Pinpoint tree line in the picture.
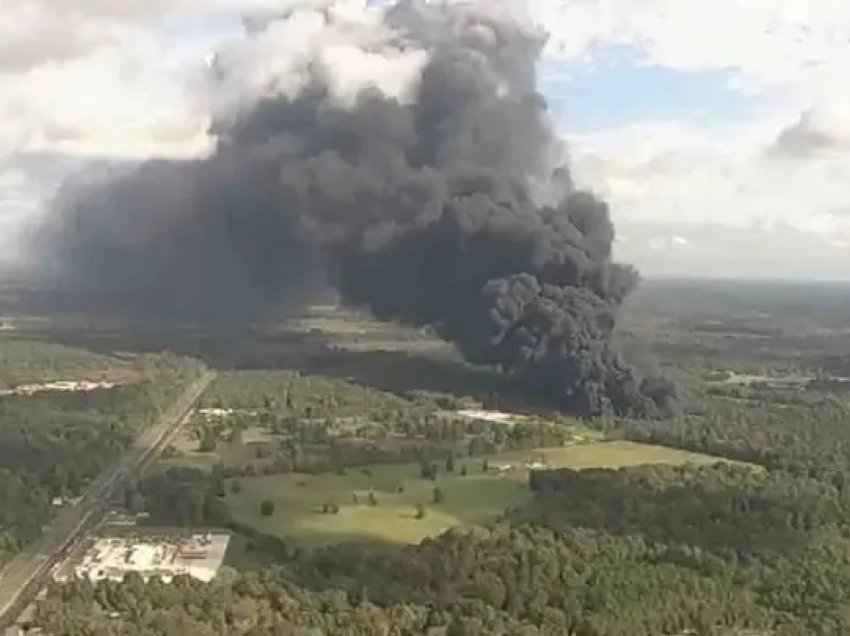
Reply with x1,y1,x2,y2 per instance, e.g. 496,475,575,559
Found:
0,354,204,567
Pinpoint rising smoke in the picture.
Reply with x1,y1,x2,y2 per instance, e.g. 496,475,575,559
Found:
31,0,678,417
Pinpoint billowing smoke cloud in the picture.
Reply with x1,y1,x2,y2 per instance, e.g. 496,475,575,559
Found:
31,0,678,416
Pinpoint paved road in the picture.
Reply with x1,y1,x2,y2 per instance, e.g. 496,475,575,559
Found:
0,370,216,628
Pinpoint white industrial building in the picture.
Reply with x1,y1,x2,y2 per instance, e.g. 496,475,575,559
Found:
0,380,118,397
455,409,526,424
73,534,230,583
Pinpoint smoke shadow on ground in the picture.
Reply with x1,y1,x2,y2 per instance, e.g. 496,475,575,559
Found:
0,281,568,414
0,312,521,411
236,336,528,410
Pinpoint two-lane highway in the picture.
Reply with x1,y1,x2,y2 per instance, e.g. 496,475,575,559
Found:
0,370,216,629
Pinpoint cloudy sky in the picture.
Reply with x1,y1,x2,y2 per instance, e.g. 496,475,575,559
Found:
1,0,849,280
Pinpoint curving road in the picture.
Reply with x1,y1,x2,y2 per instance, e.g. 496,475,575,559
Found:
0,370,216,629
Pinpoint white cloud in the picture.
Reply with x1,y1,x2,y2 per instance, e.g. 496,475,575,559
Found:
525,0,850,279
569,114,850,278
0,0,431,163
531,0,850,94
572,116,850,234
0,4,218,160
210,4,429,119
0,0,431,268
0,0,238,266
1,0,848,278
3,0,299,23
0,2,115,71
616,220,850,280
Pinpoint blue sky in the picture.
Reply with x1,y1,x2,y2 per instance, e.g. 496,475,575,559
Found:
540,45,775,133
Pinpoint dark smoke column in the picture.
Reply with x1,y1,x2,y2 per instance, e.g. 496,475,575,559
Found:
223,0,675,416
38,0,678,416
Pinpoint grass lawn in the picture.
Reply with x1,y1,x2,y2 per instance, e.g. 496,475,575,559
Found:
224,441,742,548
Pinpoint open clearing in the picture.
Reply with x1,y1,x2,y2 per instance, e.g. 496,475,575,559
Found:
274,303,452,355
224,441,742,547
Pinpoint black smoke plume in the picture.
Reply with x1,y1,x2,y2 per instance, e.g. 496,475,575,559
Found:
31,0,678,417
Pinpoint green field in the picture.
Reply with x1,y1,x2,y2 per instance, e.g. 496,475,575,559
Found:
224,441,742,547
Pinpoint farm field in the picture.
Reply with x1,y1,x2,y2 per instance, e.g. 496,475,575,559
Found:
224,441,743,547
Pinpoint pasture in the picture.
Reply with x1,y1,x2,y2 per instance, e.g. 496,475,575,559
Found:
224,441,742,547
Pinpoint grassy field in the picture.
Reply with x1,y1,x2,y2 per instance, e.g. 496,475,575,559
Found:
224,441,742,548
278,303,451,354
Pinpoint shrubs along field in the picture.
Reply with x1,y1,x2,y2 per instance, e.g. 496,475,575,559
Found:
222,442,742,547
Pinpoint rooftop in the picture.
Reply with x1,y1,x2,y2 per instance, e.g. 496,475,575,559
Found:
71,534,230,584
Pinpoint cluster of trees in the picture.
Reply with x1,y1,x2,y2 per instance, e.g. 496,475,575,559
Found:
65,459,850,634
0,467,51,562
193,369,585,477
189,408,580,483
0,340,119,389
36,569,527,635
36,521,841,635
287,465,850,634
201,369,433,419
208,417,560,483
522,463,850,560
620,387,850,478
0,350,204,566
39,356,850,633
78,383,850,634
128,466,229,527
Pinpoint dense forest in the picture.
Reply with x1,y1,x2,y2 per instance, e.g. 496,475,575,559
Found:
43,384,850,635
21,287,850,635
36,520,847,635
0,347,204,567
621,386,850,478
